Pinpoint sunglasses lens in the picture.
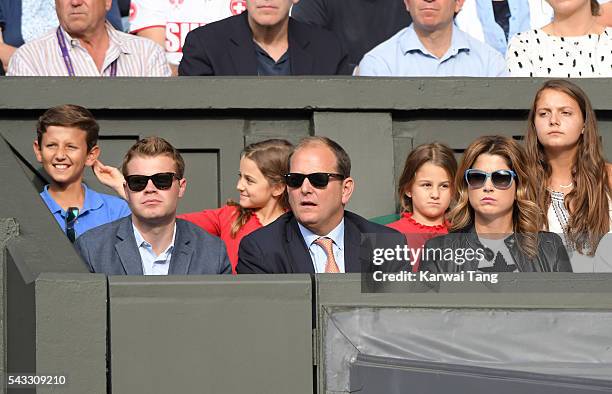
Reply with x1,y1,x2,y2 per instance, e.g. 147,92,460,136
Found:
285,173,305,188
492,171,513,189
466,171,486,188
308,173,330,188
126,176,149,192
151,173,175,190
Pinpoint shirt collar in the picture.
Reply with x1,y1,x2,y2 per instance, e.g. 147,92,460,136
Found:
40,183,103,216
297,219,345,251
59,22,130,55
132,222,177,254
400,23,471,58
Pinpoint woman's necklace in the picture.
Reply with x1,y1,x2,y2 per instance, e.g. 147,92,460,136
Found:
559,181,574,189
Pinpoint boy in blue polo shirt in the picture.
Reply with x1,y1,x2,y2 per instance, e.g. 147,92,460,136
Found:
33,104,130,241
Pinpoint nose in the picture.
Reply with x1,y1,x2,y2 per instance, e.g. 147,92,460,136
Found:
430,187,440,199
236,177,245,192
300,177,314,194
483,176,494,192
144,179,158,193
549,111,560,126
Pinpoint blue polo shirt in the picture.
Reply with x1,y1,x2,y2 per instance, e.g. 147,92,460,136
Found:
358,24,507,77
40,183,130,239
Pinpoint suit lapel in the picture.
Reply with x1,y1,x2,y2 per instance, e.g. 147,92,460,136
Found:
343,216,364,273
168,221,193,275
286,217,315,274
288,19,313,75
115,217,144,275
228,13,259,75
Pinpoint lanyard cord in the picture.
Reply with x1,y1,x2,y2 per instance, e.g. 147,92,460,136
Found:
56,27,118,77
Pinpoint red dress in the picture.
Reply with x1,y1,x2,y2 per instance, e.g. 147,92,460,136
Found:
178,205,262,274
387,212,449,272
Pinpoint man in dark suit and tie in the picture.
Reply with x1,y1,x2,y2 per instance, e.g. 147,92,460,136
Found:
237,136,404,274
75,136,231,275
178,0,349,76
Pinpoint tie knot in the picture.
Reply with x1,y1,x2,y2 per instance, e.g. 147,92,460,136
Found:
314,237,334,256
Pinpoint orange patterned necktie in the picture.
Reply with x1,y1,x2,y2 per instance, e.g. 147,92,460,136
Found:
314,237,340,273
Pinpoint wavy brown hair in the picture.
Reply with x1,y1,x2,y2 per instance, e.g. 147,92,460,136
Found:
397,142,457,213
525,79,610,255
229,139,293,237
450,135,544,259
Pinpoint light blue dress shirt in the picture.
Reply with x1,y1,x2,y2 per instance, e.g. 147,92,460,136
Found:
40,183,131,239
475,0,531,54
297,220,346,273
132,223,177,275
358,24,507,77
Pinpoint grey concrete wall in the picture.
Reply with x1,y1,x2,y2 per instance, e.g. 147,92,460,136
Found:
108,275,313,394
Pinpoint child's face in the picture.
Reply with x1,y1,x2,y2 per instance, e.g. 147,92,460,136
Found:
406,162,452,225
33,126,98,187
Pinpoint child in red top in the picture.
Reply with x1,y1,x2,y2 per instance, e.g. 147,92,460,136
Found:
387,143,457,271
94,139,293,273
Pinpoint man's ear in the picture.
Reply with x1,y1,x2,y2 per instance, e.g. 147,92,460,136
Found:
33,140,43,163
403,0,411,13
178,178,187,198
105,0,112,12
85,145,100,167
454,0,465,13
341,176,354,205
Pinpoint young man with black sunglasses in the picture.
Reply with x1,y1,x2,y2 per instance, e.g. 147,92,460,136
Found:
34,104,131,243
237,136,404,274
74,136,231,276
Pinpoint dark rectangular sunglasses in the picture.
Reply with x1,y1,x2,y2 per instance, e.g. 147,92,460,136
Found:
125,172,180,192
284,172,345,188
65,206,79,243
465,169,516,190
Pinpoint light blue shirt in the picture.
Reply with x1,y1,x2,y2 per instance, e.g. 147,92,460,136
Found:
298,220,346,273
475,0,531,54
40,183,131,239
359,24,507,77
132,223,177,275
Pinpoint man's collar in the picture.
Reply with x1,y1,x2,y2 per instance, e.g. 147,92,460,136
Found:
400,23,470,57
41,183,103,215
59,22,130,54
132,221,177,252
297,219,345,250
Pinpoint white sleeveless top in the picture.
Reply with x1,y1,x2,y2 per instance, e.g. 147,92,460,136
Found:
547,190,612,272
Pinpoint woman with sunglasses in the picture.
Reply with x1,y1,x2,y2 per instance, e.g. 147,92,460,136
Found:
93,139,293,273
420,135,571,273
525,79,612,271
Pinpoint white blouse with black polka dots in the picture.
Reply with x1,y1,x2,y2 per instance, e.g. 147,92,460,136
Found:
506,27,612,77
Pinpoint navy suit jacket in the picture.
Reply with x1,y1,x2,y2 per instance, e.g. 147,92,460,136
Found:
178,12,350,76
236,211,406,274
74,216,232,275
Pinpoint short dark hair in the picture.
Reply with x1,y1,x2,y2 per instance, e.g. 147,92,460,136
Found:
290,136,351,177
121,136,185,178
36,104,99,151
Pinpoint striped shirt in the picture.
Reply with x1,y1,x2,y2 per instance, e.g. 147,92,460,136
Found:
7,24,171,77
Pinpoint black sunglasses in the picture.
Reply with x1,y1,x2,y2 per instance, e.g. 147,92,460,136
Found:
465,169,517,190
125,172,180,192
284,172,345,188
65,206,79,243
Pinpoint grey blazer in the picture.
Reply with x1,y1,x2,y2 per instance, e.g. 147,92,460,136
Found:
74,216,231,275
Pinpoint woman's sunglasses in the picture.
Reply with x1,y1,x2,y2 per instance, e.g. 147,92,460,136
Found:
464,169,516,190
125,172,180,192
284,172,345,188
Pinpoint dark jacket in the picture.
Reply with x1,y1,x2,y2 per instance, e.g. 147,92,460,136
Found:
420,226,572,273
74,216,232,275
236,211,406,274
178,12,350,76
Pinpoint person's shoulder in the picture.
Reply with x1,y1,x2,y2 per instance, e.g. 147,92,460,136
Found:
113,28,164,50
13,28,57,53
344,211,401,234
176,218,226,246
366,27,409,56
188,13,242,38
537,230,564,244
241,211,293,242
78,215,128,242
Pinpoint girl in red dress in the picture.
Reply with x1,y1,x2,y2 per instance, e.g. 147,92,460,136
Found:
387,143,457,271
